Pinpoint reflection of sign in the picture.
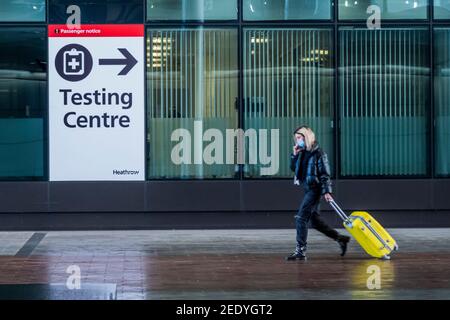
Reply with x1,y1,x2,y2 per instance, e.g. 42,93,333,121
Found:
48,24,145,181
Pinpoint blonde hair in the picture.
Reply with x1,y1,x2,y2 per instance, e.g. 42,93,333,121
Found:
294,126,316,151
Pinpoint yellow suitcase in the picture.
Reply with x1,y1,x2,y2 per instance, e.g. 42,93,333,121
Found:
329,201,398,260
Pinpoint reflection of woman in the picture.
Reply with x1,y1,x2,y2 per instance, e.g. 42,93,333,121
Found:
286,126,350,261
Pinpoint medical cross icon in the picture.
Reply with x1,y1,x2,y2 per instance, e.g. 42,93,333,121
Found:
68,58,80,70
56,44,93,82
63,48,84,75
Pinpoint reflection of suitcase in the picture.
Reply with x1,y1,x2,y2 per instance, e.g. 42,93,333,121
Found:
329,201,398,260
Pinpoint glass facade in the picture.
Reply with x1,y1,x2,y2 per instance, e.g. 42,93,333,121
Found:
339,0,428,20
147,0,237,21
49,0,143,24
434,0,450,19
339,28,430,177
434,28,450,176
0,28,46,179
147,29,238,179
243,0,332,20
0,0,449,181
243,28,334,178
0,0,45,22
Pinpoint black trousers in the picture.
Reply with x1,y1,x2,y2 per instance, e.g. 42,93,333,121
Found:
295,186,340,248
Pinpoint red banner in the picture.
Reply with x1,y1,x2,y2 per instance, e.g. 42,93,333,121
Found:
48,24,144,37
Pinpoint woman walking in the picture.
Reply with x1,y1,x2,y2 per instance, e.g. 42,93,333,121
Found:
286,126,350,261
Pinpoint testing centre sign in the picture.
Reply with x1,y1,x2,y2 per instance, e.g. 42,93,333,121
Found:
48,24,145,181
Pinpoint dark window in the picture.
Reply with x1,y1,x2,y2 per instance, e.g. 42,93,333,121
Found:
0,28,46,180
49,0,143,24
434,28,450,176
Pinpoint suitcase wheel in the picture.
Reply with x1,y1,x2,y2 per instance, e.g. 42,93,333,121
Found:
381,255,391,260
394,244,399,251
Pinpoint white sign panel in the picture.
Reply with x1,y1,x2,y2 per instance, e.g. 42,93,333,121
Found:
48,24,145,181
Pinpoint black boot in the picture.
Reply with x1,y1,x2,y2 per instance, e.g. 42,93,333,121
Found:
337,235,350,256
286,245,307,261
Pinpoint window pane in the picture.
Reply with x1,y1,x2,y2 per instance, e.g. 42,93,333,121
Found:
147,0,237,21
0,0,45,22
339,0,428,20
0,28,46,180
339,28,430,177
49,0,143,24
147,29,238,179
243,28,334,178
435,0,450,19
243,0,332,20
434,28,450,176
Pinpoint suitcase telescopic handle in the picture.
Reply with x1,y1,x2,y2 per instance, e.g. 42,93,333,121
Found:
329,200,350,222
330,200,394,252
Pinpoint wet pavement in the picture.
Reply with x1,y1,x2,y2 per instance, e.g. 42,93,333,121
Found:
0,229,448,300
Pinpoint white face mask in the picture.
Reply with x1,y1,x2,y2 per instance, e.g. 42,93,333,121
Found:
297,139,305,149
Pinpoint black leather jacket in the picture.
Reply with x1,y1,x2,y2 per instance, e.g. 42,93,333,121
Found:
290,143,333,195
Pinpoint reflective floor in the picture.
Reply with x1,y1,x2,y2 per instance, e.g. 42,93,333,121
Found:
0,229,449,300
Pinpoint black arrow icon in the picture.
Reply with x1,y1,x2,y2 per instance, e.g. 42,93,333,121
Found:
99,48,138,76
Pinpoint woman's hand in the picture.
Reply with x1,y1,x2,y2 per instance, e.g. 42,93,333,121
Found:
324,193,334,202
293,145,300,156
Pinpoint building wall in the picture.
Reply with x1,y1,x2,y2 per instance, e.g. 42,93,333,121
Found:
1,1,450,229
